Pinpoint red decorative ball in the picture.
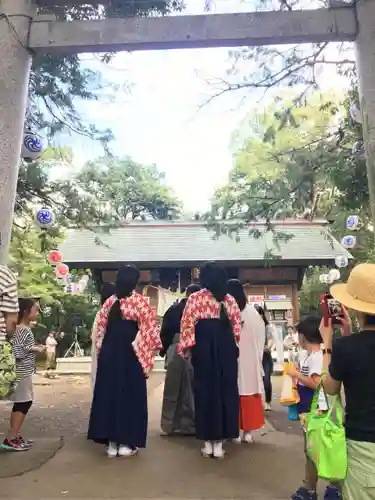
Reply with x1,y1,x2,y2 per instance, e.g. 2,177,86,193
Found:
55,263,69,279
49,250,63,265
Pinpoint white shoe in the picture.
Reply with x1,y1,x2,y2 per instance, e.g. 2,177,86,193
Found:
118,445,138,457
243,432,254,444
213,441,225,459
107,442,118,458
232,436,242,444
201,441,213,457
264,403,272,412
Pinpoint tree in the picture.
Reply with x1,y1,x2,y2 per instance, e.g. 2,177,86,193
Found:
207,0,355,108
29,0,183,141
208,89,373,261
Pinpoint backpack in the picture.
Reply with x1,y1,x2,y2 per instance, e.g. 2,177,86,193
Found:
0,341,16,398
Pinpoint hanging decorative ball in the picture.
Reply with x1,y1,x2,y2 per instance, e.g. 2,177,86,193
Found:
55,263,69,279
349,101,362,124
335,255,349,268
328,269,341,282
319,274,329,284
35,207,54,229
352,140,364,156
346,215,359,231
65,274,73,283
21,130,44,163
341,235,357,249
49,250,63,266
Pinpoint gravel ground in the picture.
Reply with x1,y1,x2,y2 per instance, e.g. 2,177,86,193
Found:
0,373,300,439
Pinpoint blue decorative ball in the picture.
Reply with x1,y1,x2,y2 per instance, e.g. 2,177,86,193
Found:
21,132,43,161
35,207,54,228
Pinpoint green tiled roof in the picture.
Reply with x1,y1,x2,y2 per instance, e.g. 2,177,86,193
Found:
59,220,351,267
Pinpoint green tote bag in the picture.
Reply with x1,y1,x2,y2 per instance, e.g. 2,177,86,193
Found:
305,386,347,481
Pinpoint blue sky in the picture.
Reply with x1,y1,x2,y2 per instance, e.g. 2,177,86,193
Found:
55,2,350,213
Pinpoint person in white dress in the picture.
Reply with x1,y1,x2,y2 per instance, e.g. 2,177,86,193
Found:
227,280,266,443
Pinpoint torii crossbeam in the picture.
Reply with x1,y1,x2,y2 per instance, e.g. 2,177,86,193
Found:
0,0,374,264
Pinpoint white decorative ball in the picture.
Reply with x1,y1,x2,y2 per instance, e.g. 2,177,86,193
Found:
328,269,341,282
35,207,54,229
349,101,362,125
346,215,359,231
335,255,349,268
341,235,357,249
21,131,44,162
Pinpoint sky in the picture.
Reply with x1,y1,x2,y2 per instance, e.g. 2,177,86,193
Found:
54,1,352,213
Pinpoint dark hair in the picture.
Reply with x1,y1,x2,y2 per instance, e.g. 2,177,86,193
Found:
100,282,115,306
18,298,38,324
186,284,201,297
227,279,247,311
200,262,229,324
295,316,322,344
108,265,140,325
254,304,269,326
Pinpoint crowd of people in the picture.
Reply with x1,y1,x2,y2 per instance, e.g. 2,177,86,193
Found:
1,260,375,500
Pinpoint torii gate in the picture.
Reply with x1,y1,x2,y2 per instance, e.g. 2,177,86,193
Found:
0,0,374,264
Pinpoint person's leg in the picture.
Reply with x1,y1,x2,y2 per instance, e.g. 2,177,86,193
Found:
263,352,273,409
2,401,32,451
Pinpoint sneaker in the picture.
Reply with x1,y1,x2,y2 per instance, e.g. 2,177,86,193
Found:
291,487,318,500
107,442,118,458
264,403,272,412
1,438,30,452
118,445,138,457
232,436,242,444
212,441,225,459
18,436,33,447
324,486,342,500
201,441,213,457
243,432,254,444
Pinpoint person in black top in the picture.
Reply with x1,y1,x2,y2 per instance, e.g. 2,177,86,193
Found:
321,263,375,500
160,284,200,436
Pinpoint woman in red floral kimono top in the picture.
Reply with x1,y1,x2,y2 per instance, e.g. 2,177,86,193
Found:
179,262,241,459
87,266,161,459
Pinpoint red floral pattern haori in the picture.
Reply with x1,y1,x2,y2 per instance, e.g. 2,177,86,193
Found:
179,289,241,353
95,292,162,376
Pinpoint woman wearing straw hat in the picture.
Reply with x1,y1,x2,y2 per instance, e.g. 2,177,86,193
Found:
320,263,375,500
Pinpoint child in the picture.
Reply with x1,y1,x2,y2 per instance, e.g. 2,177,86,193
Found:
286,316,341,500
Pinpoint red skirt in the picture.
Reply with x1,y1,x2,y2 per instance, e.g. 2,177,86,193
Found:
239,394,265,431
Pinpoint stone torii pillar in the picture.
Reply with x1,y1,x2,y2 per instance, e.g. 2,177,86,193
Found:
0,0,35,265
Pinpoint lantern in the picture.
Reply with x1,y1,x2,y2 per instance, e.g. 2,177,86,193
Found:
335,255,349,268
21,131,44,163
346,215,359,231
55,263,69,279
328,269,340,282
319,274,329,284
349,101,362,124
341,235,357,249
35,207,54,229
49,250,63,265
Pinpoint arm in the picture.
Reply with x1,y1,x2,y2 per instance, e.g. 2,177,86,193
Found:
226,295,241,343
95,295,116,351
320,318,347,396
179,295,198,353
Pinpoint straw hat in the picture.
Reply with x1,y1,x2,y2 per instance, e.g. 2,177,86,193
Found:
330,263,375,315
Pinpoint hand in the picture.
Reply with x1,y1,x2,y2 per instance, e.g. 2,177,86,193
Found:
320,317,334,346
285,364,299,378
337,306,352,336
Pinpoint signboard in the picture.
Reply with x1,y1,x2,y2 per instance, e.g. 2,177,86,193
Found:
248,295,265,306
